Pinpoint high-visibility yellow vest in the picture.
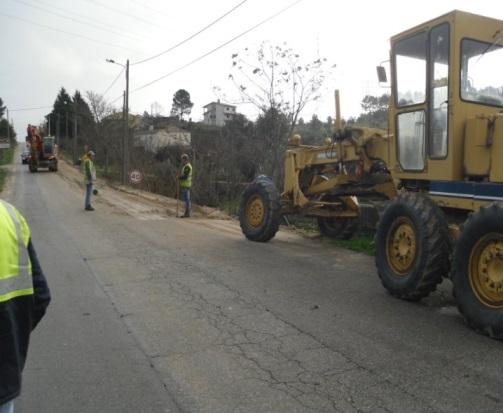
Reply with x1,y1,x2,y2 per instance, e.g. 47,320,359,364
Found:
84,158,96,183
0,200,33,303
179,163,192,189
80,153,89,174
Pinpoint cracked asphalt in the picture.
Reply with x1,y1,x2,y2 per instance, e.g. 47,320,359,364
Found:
4,159,503,413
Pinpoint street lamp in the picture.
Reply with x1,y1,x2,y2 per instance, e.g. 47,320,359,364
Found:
106,58,129,185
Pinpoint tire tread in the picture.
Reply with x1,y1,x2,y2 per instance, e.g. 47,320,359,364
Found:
375,192,451,300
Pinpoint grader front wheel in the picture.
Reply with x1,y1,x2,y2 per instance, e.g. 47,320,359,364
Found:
375,193,450,301
239,177,281,242
452,202,503,339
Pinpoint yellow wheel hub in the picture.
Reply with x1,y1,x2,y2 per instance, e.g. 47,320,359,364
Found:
469,234,503,309
245,195,265,228
386,217,417,276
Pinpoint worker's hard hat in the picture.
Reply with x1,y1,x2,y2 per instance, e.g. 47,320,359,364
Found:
88,150,95,157
181,154,189,160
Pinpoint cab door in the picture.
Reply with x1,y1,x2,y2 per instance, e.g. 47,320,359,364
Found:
392,24,450,174
428,23,450,160
393,31,428,172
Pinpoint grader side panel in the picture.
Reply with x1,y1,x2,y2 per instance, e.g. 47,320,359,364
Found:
463,115,503,182
490,116,503,183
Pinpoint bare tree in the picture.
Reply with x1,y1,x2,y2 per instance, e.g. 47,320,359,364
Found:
229,41,335,137
151,101,164,117
86,91,114,123
225,42,334,182
85,91,119,174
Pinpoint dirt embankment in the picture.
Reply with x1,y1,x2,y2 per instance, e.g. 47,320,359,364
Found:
58,159,231,221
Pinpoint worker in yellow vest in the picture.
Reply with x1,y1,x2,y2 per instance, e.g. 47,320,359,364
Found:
0,199,51,413
178,154,192,218
83,150,97,211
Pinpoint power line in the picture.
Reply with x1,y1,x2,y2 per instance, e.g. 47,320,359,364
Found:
33,0,148,42
128,0,171,19
130,0,304,94
131,0,249,66
9,106,53,112
0,11,141,53
83,0,165,30
103,67,125,97
11,0,144,43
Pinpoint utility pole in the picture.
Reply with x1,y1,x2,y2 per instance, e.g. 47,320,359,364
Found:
6,108,10,142
73,112,78,164
124,58,129,186
106,57,129,185
56,113,60,145
122,91,126,185
65,111,69,143
48,116,51,136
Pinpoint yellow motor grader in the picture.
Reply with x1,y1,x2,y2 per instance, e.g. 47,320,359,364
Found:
239,10,503,339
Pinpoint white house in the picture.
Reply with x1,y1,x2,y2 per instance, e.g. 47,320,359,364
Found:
203,100,237,126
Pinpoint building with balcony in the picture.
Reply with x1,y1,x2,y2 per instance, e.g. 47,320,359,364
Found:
203,100,236,127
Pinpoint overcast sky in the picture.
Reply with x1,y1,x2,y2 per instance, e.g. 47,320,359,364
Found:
1,0,502,139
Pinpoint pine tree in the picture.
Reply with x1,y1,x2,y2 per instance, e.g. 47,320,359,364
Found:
170,89,193,120
47,87,73,138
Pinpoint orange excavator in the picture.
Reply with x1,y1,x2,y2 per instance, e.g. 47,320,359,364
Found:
26,125,58,172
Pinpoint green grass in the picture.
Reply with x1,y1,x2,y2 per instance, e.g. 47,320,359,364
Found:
0,147,15,166
220,197,241,216
0,169,7,193
0,146,15,193
331,232,375,256
285,216,376,255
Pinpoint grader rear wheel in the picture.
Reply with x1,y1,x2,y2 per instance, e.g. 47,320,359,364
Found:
452,202,503,339
239,177,281,242
375,193,450,301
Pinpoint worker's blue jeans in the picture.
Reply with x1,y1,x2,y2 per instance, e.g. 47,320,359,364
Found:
181,188,191,216
85,183,93,208
0,400,14,413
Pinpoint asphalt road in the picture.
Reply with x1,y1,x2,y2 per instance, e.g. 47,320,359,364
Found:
4,159,503,413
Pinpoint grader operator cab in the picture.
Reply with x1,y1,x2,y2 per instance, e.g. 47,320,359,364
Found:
239,10,503,339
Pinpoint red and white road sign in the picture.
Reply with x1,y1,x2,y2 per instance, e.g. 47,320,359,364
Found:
129,170,143,184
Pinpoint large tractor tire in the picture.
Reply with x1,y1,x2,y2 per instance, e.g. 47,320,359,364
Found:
239,177,281,242
375,192,450,301
452,202,503,339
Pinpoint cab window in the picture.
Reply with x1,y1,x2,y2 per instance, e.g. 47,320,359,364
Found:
395,32,427,107
429,23,449,158
461,38,503,107
397,111,426,170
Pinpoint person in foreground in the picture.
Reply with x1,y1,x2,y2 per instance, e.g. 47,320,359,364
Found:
0,199,51,413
